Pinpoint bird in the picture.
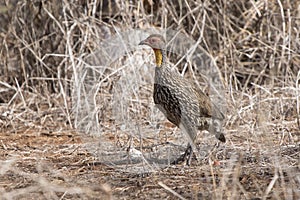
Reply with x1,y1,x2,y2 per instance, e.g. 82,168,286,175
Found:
139,34,226,165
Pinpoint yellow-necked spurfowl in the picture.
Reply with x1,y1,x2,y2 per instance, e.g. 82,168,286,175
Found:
139,34,225,165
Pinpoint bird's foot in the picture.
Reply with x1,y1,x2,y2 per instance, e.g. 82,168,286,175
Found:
171,145,196,165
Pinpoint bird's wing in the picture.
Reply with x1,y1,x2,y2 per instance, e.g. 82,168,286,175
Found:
193,87,213,117
192,86,225,120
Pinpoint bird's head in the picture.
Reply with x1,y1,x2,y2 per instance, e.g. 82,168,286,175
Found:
139,34,166,67
139,34,166,50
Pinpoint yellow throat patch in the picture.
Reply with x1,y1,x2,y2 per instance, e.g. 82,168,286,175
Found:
153,49,163,67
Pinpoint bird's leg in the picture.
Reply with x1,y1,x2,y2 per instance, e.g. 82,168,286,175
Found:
172,144,195,165
186,145,194,166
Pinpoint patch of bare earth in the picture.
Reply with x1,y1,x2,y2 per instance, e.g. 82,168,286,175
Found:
0,116,298,199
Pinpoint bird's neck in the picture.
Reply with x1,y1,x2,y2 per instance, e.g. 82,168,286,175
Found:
153,49,166,67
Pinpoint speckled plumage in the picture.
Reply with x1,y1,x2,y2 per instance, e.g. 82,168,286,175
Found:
153,58,225,142
139,34,226,162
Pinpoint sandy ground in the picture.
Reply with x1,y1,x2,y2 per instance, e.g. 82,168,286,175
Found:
0,122,299,199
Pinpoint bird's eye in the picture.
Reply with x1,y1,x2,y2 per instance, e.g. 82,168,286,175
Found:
150,38,156,43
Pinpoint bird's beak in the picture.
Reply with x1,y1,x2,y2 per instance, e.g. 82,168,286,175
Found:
139,39,148,46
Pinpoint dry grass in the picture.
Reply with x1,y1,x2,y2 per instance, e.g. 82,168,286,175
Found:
0,0,299,199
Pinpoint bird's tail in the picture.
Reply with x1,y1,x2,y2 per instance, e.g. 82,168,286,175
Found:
210,118,226,143
215,132,226,143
